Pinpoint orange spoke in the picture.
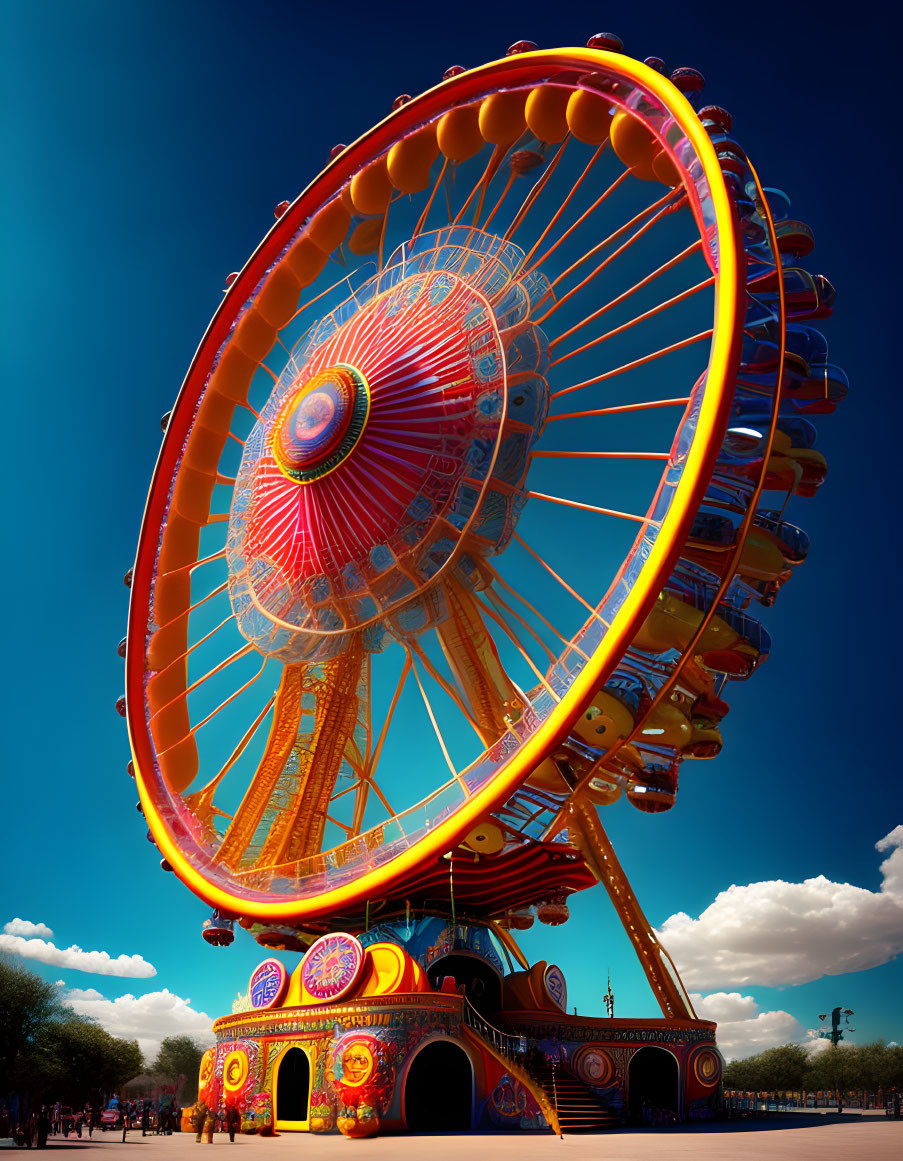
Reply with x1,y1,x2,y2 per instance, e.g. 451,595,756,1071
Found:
477,595,560,702
451,143,509,227
536,199,683,325
154,613,237,672
158,655,268,752
530,450,669,461
184,694,276,813
549,239,703,351
159,580,228,629
485,563,590,663
549,276,715,368
483,586,557,665
287,270,359,329
159,548,226,580
499,136,570,241
365,652,412,782
410,655,471,795
551,328,713,402
514,139,606,256
413,156,449,238
526,490,655,525
481,172,516,232
364,774,398,823
407,639,484,742
513,532,608,626
151,643,255,720
326,814,353,835
547,397,691,423
524,167,632,275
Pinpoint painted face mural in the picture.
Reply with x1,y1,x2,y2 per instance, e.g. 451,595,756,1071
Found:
327,1031,395,1113
341,1042,374,1087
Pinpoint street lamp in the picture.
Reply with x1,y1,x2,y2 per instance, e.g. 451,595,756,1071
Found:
818,1007,855,1046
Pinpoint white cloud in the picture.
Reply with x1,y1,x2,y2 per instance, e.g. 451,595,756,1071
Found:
0,932,157,979
691,991,806,1061
656,827,903,990
64,988,214,1062
4,918,54,938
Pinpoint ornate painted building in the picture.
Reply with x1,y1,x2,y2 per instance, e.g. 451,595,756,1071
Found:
200,918,722,1136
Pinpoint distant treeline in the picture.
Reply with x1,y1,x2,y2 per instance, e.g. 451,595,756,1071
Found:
723,1042,903,1093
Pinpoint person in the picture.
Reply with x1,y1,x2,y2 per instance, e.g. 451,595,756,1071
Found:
190,1100,209,1143
225,1103,241,1142
52,1103,61,1137
141,1098,151,1136
159,1090,174,1134
83,1102,93,1138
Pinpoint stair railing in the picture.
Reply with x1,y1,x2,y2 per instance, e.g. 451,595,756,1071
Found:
461,995,527,1062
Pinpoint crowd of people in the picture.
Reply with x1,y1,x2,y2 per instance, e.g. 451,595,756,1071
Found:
0,1093,181,1147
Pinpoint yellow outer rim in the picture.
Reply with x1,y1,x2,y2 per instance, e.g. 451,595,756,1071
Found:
131,46,740,922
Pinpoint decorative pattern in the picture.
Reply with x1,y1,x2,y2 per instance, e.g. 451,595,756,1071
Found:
692,1048,722,1087
543,964,567,1012
300,932,365,1002
572,1044,615,1087
223,1049,250,1094
249,959,289,1010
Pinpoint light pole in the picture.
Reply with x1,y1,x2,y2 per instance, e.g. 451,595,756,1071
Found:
817,1008,855,1112
817,1007,855,1047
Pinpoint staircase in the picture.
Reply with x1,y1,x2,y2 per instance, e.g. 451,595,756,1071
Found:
460,998,619,1134
526,1058,620,1133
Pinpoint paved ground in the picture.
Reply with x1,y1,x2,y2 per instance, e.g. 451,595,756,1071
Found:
2,1115,900,1161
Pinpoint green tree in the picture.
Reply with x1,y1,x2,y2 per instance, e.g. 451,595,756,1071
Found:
0,958,144,1102
0,958,64,1094
152,1036,209,1104
725,1040,903,1097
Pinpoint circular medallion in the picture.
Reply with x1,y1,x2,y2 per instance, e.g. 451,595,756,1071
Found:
573,1044,614,1088
272,363,370,483
223,1050,249,1093
543,964,567,1012
693,1048,721,1087
248,958,288,1009
300,931,365,1002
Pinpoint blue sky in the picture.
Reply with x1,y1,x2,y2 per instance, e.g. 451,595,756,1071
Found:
2,0,900,1063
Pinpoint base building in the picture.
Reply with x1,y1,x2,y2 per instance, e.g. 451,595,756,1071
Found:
201,918,722,1136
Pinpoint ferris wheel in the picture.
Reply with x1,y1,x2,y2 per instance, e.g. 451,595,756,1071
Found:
123,38,845,1019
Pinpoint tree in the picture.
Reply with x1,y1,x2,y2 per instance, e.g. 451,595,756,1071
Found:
34,1021,144,1103
0,957,144,1102
724,1040,903,1097
152,1036,210,1104
0,958,64,1094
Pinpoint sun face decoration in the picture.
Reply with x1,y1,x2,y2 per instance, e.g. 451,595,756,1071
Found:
340,1042,374,1088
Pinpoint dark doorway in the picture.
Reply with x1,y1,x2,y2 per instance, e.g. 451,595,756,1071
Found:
628,1047,679,1121
276,1047,310,1126
425,953,502,1016
405,1041,472,1131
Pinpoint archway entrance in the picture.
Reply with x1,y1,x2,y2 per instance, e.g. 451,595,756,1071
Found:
425,953,502,1017
405,1041,472,1131
275,1047,310,1130
628,1046,679,1122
